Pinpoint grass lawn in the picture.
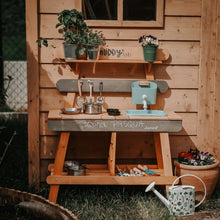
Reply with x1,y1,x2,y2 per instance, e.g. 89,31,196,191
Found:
0,118,220,219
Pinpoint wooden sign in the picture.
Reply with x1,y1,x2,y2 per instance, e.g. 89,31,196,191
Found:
56,79,169,93
48,119,182,133
99,46,144,60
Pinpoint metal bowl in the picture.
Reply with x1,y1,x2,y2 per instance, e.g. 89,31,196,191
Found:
61,107,82,115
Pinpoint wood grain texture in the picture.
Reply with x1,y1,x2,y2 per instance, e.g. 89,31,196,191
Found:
39,0,201,16
40,41,200,65
197,0,217,153
39,89,198,112
26,0,40,187
40,0,81,13
46,175,177,185
35,0,205,185
165,0,201,16
48,132,70,203
108,132,116,176
40,112,196,136
40,64,199,89
214,2,220,160
56,79,168,93
40,15,200,41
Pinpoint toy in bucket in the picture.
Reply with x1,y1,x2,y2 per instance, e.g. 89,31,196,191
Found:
145,174,206,216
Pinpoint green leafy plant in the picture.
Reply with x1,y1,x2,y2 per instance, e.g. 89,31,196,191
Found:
178,147,216,166
56,9,88,44
36,37,48,48
80,30,106,48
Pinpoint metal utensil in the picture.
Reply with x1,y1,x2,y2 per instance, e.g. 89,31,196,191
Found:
97,81,104,102
76,80,87,108
88,80,94,103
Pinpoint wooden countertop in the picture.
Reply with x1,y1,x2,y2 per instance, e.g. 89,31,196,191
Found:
48,110,182,121
48,110,182,132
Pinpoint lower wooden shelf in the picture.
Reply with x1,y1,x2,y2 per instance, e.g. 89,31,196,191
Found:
47,164,177,185
47,175,177,185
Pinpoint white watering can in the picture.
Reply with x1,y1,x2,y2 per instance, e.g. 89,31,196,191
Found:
145,174,207,216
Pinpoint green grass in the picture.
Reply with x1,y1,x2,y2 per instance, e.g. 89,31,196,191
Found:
0,119,220,220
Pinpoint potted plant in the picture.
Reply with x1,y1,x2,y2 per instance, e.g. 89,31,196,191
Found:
174,147,219,201
80,30,106,60
56,9,88,60
138,34,158,62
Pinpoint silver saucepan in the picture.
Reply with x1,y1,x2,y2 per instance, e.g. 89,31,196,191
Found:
83,102,102,114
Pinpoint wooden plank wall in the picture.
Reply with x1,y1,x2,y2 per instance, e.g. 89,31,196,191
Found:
26,0,220,184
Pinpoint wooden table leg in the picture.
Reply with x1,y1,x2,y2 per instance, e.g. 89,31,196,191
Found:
160,133,173,195
154,133,163,169
48,132,70,203
108,132,116,176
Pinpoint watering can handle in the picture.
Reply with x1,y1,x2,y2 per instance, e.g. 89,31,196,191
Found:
172,174,207,208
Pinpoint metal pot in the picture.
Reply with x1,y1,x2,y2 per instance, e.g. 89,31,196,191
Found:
83,102,102,114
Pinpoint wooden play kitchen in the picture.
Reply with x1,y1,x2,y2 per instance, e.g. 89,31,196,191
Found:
46,49,182,203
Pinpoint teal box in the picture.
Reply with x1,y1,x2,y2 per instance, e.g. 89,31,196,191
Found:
131,81,157,104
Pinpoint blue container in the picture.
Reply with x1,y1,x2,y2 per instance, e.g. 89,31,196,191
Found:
131,81,157,105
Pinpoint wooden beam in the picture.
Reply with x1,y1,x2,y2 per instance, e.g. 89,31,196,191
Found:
26,0,40,188
198,0,217,152
108,132,116,176
214,0,220,161
48,132,70,203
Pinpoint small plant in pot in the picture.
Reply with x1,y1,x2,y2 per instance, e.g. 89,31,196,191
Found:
81,30,106,60
56,9,88,60
138,34,158,62
174,147,219,201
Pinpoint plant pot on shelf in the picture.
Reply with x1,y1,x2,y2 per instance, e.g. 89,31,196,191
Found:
76,45,87,60
87,46,99,60
63,43,78,60
174,160,219,201
142,45,158,62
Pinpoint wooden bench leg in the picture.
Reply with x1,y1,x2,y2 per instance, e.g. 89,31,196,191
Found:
108,132,116,176
154,133,163,169
48,132,70,203
159,133,173,195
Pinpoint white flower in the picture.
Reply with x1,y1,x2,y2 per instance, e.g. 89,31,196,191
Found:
193,162,198,166
200,155,206,160
191,159,195,164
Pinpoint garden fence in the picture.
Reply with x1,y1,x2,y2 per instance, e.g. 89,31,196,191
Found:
1,0,27,112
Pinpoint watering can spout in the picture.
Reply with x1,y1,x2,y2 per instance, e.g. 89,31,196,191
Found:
145,182,170,210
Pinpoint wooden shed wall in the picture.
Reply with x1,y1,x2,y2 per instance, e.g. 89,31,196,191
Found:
26,0,220,185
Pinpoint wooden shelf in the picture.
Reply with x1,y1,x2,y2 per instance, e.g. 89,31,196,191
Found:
48,110,182,133
47,163,178,185
47,175,177,185
65,59,163,64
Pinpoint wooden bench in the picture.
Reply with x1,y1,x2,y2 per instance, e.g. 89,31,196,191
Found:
47,49,182,203
47,78,182,203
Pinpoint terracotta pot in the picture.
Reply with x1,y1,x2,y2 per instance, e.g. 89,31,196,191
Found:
174,160,219,201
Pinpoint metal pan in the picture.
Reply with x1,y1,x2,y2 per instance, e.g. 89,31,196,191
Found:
61,107,81,114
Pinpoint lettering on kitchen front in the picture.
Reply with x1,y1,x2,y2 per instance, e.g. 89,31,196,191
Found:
82,120,160,131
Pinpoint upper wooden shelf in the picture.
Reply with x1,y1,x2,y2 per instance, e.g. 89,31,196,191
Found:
65,59,163,64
